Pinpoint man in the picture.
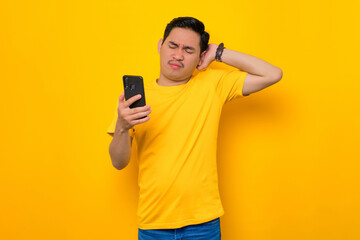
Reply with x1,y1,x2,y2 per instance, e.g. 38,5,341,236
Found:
107,17,282,240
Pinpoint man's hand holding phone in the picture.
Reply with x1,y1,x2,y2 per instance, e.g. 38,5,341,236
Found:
116,92,151,132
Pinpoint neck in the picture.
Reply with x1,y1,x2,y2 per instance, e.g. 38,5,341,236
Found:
157,73,192,86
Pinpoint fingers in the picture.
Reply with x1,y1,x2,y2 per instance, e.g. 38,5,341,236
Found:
128,105,150,115
197,60,207,71
117,93,151,128
122,94,142,108
129,107,151,120
197,64,205,71
131,116,151,125
121,108,151,128
197,58,212,71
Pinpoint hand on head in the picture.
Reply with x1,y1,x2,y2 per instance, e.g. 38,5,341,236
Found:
197,43,218,71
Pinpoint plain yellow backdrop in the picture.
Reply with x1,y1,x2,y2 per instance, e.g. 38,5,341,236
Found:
1,0,359,239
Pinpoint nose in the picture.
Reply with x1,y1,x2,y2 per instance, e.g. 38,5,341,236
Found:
172,48,184,61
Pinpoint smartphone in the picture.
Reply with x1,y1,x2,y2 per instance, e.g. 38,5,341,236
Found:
123,75,146,109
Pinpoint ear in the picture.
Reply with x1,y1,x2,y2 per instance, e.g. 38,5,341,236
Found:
157,39,163,54
197,50,207,67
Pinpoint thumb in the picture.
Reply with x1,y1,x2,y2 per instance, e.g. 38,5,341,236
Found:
119,92,125,103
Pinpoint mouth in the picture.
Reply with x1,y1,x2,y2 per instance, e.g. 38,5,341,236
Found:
168,60,184,69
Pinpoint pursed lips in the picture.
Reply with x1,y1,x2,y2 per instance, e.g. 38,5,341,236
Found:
168,60,184,69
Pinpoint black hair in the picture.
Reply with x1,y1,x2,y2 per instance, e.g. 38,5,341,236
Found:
162,17,210,54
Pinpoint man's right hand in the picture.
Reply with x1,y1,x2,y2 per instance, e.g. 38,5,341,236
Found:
116,92,151,132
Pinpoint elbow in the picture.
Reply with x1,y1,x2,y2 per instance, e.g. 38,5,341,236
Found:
112,162,127,170
111,157,129,170
109,145,130,170
109,149,130,170
271,67,283,83
112,163,122,170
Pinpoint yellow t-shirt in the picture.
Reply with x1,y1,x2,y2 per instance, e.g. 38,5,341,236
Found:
107,68,248,229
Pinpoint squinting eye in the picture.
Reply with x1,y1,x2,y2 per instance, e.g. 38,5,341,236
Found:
169,45,176,49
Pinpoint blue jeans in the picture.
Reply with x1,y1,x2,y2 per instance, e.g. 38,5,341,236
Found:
138,218,221,240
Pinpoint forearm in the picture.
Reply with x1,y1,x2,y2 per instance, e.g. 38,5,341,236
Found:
221,48,281,78
109,121,132,170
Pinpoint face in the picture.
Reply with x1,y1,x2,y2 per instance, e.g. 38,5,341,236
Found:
158,27,204,83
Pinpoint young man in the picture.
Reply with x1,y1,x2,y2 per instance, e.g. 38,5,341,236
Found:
108,17,282,240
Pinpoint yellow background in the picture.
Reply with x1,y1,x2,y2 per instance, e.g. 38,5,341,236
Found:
1,0,359,239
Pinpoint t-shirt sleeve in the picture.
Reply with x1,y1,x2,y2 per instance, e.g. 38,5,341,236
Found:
208,68,248,104
106,100,135,138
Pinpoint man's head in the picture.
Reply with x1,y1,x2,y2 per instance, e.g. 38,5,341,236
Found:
158,17,210,84
162,17,209,55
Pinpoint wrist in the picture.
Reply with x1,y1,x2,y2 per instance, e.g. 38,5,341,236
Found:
205,43,218,62
115,121,130,134
215,43,225,62
211,46,217,62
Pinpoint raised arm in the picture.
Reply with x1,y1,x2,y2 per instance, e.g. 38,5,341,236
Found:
197,43,283,96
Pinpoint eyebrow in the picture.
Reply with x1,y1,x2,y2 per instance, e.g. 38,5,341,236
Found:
169,41,195,51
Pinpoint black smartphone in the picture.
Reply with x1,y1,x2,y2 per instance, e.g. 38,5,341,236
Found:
123,75,146,109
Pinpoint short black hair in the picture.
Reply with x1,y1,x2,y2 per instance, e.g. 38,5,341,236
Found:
162,17,210,54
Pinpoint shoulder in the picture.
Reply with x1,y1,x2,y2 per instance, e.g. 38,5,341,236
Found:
196,67,240,79
193,68,222,83
195,67,217,78
194,68,240,86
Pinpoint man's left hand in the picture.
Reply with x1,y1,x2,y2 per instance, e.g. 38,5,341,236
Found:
197,43,218,71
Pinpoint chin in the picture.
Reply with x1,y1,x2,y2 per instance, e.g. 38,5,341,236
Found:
163,71,186,81
169,74,191,82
